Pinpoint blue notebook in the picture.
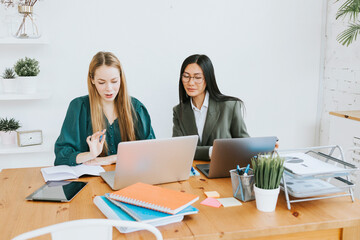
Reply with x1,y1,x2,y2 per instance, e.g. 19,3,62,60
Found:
93,196,184,233
105,193,199,222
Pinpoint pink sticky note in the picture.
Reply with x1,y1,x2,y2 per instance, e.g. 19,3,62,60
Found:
200,197,222,208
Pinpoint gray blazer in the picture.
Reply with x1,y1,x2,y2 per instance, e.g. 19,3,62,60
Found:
172,97,249,160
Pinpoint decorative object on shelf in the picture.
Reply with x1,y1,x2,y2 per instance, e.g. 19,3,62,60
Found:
0,0,42,39
0,117,21,145
17,129,42,147
14,56,40,94
1,67,18,93
251,152,285,212
335,0,360,46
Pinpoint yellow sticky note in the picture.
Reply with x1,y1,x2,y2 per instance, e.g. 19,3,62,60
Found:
204,191,220,198
217,197,242,207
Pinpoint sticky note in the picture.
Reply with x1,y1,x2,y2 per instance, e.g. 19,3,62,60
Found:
204,191,220,198
200,197,222,208
217,197,242,207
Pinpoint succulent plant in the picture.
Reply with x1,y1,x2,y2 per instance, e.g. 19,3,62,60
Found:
1,68,16,79
251,153,285,190
0,117,21,132
14,57,40,77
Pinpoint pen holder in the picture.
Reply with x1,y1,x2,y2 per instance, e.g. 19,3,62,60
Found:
230,168,255,202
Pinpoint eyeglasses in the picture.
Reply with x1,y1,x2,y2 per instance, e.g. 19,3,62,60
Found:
182,74,204,84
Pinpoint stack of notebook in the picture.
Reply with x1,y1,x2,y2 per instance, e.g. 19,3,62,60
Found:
93,182,199,233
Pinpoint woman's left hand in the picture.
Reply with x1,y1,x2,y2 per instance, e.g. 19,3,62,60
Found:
83,155,116,166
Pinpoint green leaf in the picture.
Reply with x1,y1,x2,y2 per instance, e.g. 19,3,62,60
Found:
337,22,360,46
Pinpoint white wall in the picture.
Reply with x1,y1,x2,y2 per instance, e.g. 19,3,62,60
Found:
0,0,324,168
320,0,360,146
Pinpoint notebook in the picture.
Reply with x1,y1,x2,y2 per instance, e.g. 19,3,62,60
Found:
41,165,105,182
93,196,183,233
108,182,199,214
104,193,198,222
197,136,277,178
100,135,198,190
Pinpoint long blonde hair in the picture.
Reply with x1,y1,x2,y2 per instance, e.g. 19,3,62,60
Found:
87,51,136,156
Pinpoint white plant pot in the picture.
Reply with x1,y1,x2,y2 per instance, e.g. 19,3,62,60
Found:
1,78,18,93
0,131,17,145
254,185,280,212
18,76,38,94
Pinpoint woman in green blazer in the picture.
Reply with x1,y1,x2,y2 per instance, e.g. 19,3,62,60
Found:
55,52,155,166
173,54,249,160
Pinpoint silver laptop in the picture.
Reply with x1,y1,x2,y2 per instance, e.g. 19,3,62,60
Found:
100,135,198,190
196,136,278,178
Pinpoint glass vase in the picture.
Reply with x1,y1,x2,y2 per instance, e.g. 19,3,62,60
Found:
12,5,41,39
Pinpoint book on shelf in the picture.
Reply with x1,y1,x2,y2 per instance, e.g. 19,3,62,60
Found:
108,182,199,214
41,164,105,182
94,195,189,233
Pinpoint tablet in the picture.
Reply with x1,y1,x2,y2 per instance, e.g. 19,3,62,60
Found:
26,180,88,202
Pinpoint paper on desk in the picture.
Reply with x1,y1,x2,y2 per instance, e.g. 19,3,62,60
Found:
41,164,105,182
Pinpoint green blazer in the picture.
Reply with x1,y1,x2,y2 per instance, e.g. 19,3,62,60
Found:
55,95,155,166
172,97,249,160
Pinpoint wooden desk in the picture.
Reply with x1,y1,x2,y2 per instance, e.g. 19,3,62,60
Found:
1,162,360,240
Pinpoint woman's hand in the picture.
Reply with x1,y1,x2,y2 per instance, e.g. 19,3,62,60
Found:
86,129,106,159
84,155,116,166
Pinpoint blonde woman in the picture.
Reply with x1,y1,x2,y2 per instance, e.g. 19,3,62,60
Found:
55,51,155,166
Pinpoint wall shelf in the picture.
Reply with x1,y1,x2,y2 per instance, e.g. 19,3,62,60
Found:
0,36,48,45
0,141,53,154
0,92,51,100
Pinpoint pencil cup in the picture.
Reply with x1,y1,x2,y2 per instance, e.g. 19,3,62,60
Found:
230,168,255,202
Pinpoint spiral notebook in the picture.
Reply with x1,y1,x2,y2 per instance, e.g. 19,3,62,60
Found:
108,182,199,214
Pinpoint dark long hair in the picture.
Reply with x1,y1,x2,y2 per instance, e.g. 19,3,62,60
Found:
178,54,242,105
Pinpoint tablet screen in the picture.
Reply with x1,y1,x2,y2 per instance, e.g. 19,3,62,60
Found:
26,181,88,202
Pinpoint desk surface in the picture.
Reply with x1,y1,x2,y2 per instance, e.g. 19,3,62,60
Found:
330,110,360,122
1,162,360,240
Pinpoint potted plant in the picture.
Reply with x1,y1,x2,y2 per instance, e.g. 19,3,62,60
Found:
14,57,40,94
1,68,18,93
0,117,21,145
251,153,285,212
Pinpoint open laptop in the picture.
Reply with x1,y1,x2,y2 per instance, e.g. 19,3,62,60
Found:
100,135,198,190
196,136,277,178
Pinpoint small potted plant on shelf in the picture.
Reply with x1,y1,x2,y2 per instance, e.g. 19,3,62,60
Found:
0,117,21,145
1,68,18,93
251,152,285,212
14,57,40,94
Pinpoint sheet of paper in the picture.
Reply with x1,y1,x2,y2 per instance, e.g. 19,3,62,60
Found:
217,197,242,207
204,191,220,198
200,198,222,208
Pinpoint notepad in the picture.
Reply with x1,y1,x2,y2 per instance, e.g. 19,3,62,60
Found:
204,191,220,198
41,165,105,182
217,197,242,207
200,198,222,208
109,182,199,214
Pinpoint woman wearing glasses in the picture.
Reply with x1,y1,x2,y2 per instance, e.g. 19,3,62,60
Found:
55,51,155,166
172,54,249,160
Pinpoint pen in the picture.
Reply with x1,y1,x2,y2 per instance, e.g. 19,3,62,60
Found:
236,165,242,175
244,164,250,176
